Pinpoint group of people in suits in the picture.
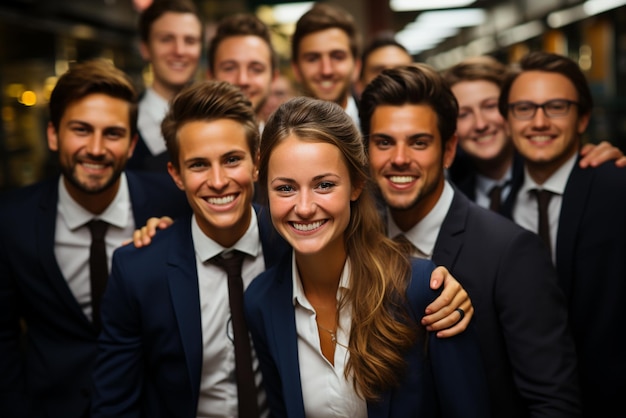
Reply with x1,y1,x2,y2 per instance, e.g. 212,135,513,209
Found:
0,13,468,416
2,0,626,417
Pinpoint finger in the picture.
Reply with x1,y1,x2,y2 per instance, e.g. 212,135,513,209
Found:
422,286,467,327
434,304,474,338
579,141,623,168
423,281,458,316
428,266,449,290
616,156,626,168
132,228,145,248
146,218,161,237
140,225,153,246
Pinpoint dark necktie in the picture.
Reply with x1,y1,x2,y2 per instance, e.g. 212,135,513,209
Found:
488,184,503,212
532,189,554,257
393,234,426,259
211,251,259,418
88,220,109,333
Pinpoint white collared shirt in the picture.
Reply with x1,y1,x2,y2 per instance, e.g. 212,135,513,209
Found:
474,165,513,210
387,180,454,259
137,87,169,156
512,153,577,264
344,95,361,130
192,210,268,417
292,253,367,418
55,173,135,321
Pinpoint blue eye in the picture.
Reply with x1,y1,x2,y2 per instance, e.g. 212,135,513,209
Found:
275,184,294,193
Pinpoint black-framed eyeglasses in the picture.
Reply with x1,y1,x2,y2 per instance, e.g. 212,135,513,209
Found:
508,99,579,120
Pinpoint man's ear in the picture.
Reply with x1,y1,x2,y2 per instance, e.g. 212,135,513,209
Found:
443,134,459,170
577,112,591,135
127,133,139,158
47,122,59,151
139,41,151,62
167,162,184,191
252,152,260,182
291,61,303,84
351,58,362,83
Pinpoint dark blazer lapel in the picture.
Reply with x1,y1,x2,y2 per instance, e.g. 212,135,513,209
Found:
254,204,289,268
268,256,307,416
166,218,203,404
500,153,525,217
556,160,591,298
432,189,467,269
126,171,150,224
37,178,91,323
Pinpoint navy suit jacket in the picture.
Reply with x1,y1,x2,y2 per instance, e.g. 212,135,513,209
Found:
433,189,580,417
244,253,491,418
0,171,190,418
91,205,289,418
503,158,626,417
126,132,170,173
454,152,524,212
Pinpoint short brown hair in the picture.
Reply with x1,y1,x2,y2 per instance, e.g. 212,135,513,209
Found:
49,59,138,137
162,80,259,168
206,13,277,74
291,3,361,63
498,51,593,118
442,55,508,88
138,0,202,43
359,65,458,147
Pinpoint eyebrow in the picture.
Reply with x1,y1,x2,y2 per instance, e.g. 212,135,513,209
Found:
270,173,339,183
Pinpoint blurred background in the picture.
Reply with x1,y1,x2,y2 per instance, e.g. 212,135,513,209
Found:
2,0,625,190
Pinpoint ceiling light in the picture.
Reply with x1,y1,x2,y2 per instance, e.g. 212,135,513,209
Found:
547,5,586,28
584,0,626,15
272,2,314,24
390,0,475,12
416,8,486,27
497,20,544,47
397,26,460,54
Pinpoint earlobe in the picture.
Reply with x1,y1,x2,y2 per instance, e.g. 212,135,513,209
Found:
167,162,185,191
444,134,458,169
291,62,303,84
128,134,138,158
139,42,150,62
47,122,59,151
578,113,591,134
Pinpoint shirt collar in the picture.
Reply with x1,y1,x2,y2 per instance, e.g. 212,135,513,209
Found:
344,95,360,129
191,208,260,262
475,164,513,197
520,152,577,196
58,172,131,230
387,180,454,258
140,87,169,120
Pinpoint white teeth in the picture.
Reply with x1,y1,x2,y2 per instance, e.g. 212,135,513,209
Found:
292,220,324,231
83,163,105,170
476,134,492,143
389,176,415,184
320,81,333,88
530,136,552,142
207,195,235,205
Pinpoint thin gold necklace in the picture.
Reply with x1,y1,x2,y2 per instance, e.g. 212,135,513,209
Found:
316,318,349,349
316,321,337,344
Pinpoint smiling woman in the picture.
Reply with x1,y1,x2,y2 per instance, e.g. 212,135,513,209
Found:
244,96,491,418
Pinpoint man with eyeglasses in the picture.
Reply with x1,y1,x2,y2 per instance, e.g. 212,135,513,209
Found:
498,51,626,417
